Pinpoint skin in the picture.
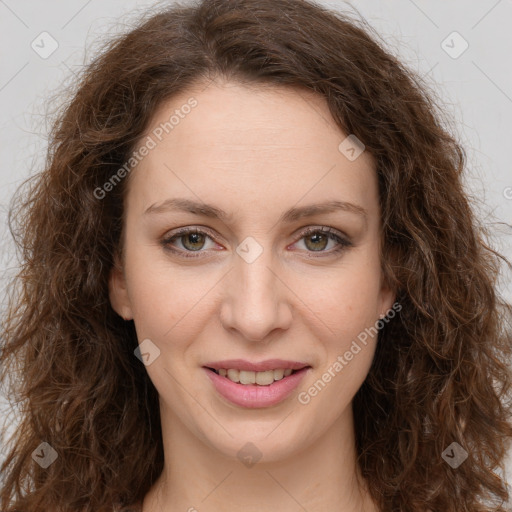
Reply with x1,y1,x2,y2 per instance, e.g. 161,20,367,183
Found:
109,77,395,512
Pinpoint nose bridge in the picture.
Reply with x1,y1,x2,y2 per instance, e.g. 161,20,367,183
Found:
221,236,290,341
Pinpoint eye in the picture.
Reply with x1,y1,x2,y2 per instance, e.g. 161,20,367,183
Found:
160,226,353,259
161,227,218,258
291,226,353,257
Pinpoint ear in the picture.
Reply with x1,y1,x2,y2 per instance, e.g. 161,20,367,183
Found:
108,251,134,321
379,287,396,319
378,273,397,319
377,244,400,319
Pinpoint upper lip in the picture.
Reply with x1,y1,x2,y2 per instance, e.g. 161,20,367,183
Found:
203,359,311,372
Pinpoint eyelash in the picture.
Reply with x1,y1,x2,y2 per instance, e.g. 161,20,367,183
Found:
160,226,353,259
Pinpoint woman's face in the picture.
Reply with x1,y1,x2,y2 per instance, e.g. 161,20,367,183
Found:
109,79,395,462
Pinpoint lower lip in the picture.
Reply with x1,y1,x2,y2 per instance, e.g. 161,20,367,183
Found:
204,367,310,408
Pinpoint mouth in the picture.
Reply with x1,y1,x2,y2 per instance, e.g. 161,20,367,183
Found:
203,364,312,408
204,366,308,386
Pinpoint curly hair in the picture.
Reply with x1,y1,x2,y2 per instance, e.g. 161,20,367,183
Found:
1,0,512,510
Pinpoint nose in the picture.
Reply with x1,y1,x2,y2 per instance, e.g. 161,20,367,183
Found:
219,244,293,342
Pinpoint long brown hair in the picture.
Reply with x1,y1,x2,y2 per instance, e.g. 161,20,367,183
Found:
1,0,512,510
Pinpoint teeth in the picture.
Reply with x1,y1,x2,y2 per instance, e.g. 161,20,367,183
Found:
227,369,239,382
239,370,256,384
214,368,298,385
255,370,274,385
274,368,285,381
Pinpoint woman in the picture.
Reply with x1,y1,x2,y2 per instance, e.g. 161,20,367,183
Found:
1,0,511,510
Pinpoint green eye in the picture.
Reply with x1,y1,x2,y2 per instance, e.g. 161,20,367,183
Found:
161,226,352,259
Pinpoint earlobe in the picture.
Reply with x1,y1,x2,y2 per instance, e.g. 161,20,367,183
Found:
379,281,397,320
108,255,134,321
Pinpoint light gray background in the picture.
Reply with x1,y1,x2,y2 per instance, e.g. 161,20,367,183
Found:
1,0,511,493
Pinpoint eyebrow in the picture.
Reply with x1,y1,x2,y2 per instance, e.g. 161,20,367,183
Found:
144,198,368,225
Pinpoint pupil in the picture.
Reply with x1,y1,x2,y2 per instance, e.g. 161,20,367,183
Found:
184,233,204,251
306,233,327,251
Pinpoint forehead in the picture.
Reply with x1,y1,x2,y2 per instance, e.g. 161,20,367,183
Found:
126,79,378,219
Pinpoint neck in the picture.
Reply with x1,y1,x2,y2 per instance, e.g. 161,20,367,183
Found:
142,403,379,512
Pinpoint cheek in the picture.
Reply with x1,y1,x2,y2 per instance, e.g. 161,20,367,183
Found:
294,254,383,343
301,269,383,410
123,244,208,340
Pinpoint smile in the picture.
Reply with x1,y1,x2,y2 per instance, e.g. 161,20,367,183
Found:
208,367,295,385
203,365,311,408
